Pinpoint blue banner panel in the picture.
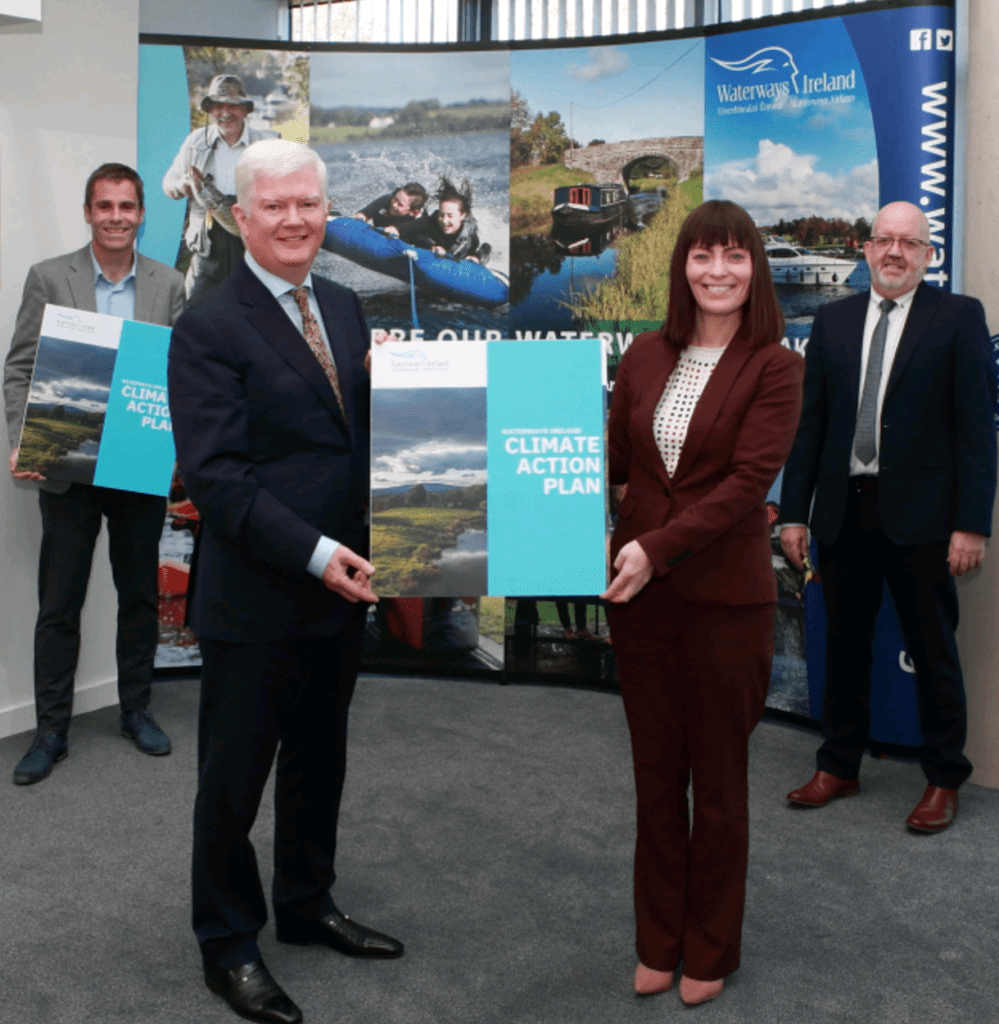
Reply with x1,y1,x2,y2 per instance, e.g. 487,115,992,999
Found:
844,4,956,290
92,320,175,496
487,339,606,596
137,44,190,266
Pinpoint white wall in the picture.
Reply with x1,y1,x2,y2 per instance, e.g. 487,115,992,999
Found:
0,0,143,739
139,0,287,39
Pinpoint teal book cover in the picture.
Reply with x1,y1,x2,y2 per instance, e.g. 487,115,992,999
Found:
370,339,607,597
15,304,174,496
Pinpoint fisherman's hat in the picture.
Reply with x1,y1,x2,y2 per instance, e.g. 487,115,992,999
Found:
201,74,254,112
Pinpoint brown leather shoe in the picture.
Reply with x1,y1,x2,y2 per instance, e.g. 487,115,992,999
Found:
906,785,958,833
786,770,860,807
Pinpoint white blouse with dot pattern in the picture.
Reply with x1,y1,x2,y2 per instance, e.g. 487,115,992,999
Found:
652,344,727,477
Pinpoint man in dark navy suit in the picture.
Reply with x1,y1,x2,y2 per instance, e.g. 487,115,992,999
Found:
780,201,996,834
169,139,402,1024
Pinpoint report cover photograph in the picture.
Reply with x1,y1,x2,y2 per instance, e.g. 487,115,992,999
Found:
15,305,175,496
371,343,488,597
370,339,607,598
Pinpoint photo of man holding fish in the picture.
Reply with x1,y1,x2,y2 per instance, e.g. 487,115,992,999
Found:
161,72,280,300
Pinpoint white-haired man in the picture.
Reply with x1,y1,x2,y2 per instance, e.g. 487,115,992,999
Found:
169,139,401,1024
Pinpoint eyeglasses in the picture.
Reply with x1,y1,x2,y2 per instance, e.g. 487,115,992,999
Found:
866,235,931,254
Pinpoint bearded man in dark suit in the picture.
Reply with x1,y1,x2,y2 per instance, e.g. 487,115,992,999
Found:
780,201,997,834
168,139,402,1024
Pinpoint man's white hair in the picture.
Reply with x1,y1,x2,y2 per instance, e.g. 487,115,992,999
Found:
235,139,328,207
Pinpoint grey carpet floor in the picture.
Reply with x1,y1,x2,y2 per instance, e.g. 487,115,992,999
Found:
1,674,996,1024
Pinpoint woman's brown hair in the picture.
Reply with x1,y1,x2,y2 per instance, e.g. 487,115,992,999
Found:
661,199,784,350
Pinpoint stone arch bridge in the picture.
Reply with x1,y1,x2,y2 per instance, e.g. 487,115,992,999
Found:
564,137,703,188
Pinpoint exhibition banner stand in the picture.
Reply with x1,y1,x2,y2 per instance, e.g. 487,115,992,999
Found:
138,1,967,725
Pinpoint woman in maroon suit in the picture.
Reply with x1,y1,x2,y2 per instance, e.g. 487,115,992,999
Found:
603,200,803,1006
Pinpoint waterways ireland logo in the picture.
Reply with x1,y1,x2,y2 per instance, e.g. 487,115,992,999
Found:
711,46,800,101
388,349,451,372
711,43,857,109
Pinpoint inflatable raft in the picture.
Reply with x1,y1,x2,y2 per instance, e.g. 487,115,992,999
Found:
321,217,508,307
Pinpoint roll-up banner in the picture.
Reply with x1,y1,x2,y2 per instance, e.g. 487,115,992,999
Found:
140,1,958,741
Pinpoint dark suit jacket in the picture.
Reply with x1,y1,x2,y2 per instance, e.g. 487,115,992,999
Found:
609,328,804,606
780,282,997,546
3,244,186,492
167,260,371,643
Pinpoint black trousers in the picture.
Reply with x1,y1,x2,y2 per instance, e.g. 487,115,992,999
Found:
193,611,367,970
816,483,972,789
35,485,165,735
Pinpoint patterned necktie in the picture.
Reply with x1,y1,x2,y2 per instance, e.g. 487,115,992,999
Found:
854,297,896,466
289,286,346,418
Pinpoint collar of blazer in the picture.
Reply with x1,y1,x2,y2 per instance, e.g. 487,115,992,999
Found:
64,245,99,314
634,326,757,485
63,244,164,324
883,280,941,399
231,260,355,441
835,280,941,405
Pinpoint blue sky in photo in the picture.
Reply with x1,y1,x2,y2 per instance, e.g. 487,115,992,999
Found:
371,387,487,492
29,338,115,413
512,38,704,145
310,51,510,109
704,18,879,223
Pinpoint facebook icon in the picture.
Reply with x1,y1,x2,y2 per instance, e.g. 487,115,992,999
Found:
910,28,933,51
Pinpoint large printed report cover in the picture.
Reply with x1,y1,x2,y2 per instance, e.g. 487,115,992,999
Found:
14,304,175,496
370,339,608,597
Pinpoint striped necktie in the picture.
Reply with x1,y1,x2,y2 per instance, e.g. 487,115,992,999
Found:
289,286,346,418
854,298,896,466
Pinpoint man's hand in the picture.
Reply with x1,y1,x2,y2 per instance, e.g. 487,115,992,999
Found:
9,447,45,481
365,329,391,374
322,545,378,603
780,525,809,571
601,539,653,604
165,175,195,200
383,225,400,238
948,530,987,576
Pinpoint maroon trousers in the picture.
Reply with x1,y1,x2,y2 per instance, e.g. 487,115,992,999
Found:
609,577,774,981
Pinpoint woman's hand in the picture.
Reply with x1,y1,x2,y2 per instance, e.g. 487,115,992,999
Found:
601,540,654,604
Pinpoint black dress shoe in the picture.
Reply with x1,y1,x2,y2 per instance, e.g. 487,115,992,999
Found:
13,732,68,786
204,959,302,1024
276,905,404,958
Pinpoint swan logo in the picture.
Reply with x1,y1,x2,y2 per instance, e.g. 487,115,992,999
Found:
53,311,96,334
388,349,450,372
711,46,800,98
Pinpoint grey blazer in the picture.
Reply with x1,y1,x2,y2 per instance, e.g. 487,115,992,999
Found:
3,244,186,492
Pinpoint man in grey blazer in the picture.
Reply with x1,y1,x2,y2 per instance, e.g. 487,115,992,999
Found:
3,163,186,786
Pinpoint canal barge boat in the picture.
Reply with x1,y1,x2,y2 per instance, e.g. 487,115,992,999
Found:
551,184,629,229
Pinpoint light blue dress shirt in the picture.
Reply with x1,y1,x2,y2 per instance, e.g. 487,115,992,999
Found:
91,247,136,319
243,252,341,578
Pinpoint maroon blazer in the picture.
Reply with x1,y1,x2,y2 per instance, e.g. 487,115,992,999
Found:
609,327,804,606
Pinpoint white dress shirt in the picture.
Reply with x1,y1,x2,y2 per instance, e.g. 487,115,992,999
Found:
243,252,342,577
